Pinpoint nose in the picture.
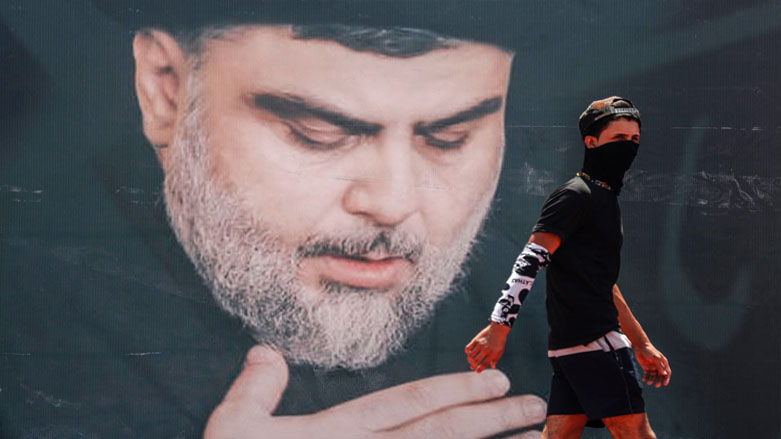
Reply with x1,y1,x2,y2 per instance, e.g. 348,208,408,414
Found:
341,134,421,227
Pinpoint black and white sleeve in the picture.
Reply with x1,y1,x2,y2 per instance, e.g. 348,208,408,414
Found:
489,242,551,327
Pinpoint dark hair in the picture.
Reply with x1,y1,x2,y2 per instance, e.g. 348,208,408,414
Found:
167,23,457,60
580,98,641,140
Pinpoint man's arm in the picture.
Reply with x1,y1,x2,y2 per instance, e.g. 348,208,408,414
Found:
613,284,672,387
465,232,560,373
529,232,561,254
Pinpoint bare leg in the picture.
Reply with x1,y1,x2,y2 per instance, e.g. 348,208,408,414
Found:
602,413,656,439
541,414,587,439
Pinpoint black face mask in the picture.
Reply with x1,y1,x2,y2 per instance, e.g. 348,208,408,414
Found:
581,140,639,195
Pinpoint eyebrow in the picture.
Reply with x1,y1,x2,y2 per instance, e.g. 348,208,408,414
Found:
414,97,504,134
252,93,383,136
251,93,503,136
610,133,640,139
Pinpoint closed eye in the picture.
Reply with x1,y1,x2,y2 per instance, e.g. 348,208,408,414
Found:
420,130,470,149
283,120,353,150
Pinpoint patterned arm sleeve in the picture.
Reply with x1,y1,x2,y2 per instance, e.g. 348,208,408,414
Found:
489,242,551,327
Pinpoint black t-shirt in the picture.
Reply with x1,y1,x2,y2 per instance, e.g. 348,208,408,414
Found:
532,176,623,349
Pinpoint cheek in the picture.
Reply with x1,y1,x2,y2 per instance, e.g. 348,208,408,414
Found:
419,137,503,244
205,114,351,246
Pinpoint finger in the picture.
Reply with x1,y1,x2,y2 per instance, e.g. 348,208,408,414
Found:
651,370,662,386
654,361,668,387
654,364,663,387
387,394,547,439
642,370,656,386
474,361,490,373
663,361,672,386
511,430,543,439
467,351,485,369
465,339,477,354
472,350,494,373
336,369,511,432
466,344,483,364
474,354,497,373
470,350,490,370
650,370,663,387
221,345,289,414
661,357,671,373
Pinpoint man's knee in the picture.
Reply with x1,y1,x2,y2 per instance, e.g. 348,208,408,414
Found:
542,414,587,439
603,413,656,439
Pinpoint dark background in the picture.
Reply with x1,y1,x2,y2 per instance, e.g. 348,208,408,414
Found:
1,1,779,438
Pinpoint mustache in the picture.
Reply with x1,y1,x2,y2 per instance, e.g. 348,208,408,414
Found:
296,229,423,263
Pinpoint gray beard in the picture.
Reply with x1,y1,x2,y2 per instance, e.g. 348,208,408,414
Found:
163,76,496,370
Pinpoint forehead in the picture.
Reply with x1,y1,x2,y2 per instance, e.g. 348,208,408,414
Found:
195,26,513,120
602,117,641,135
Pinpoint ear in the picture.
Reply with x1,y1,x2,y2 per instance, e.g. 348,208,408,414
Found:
583,135,599,149
133,30,188,148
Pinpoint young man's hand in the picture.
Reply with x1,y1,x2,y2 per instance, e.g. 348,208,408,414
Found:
465,322,512,373
205,345,546,438
634,343,672,388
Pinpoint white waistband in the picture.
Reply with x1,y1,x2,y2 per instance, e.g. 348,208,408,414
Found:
547,331,632,358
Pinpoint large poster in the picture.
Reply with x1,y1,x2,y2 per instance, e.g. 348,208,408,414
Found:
1,1,779,438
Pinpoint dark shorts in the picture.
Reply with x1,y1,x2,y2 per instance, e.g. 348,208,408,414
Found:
547,346,645,428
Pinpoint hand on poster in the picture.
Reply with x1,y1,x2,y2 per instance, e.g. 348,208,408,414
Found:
205,346,546,438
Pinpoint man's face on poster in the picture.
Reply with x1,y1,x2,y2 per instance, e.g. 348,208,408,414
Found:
137,25,513,369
